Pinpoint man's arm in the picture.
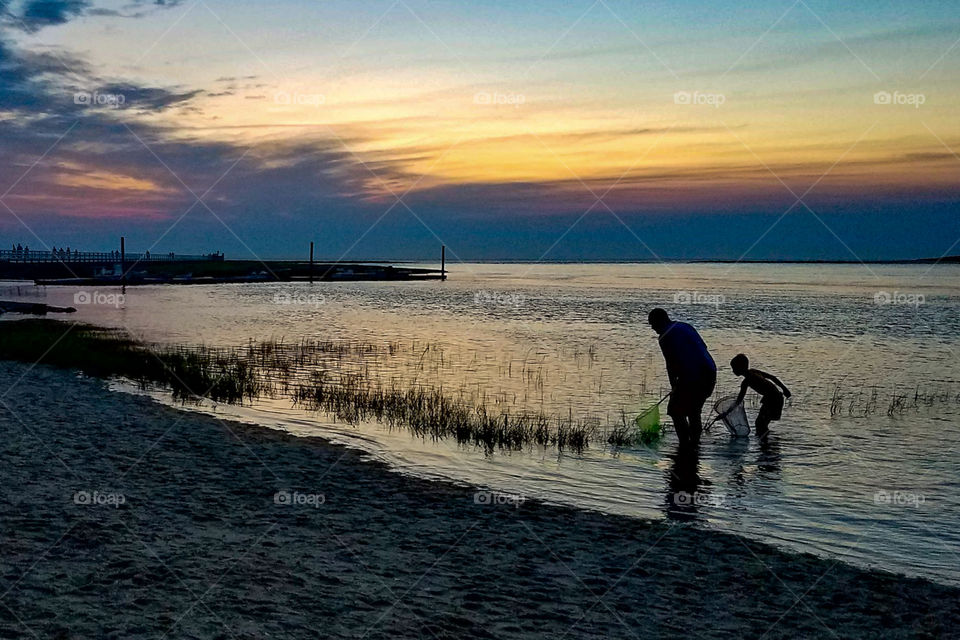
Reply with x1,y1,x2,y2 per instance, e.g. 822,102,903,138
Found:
664,357,679,386
659,337,679,387
760,370,791,398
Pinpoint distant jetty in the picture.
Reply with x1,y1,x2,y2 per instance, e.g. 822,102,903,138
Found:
1,241,448,285
0,301,76,315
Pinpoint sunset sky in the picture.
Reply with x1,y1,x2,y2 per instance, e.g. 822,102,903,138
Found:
1,0,958,260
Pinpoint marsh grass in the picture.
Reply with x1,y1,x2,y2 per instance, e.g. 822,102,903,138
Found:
829,382,958,417
0,320,162,381
289,372,601,453
0,320,656,454
0,321,264,404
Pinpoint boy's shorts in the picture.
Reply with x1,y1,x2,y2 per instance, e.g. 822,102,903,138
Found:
759,393,784,421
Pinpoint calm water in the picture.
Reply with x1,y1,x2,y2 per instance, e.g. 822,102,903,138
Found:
4,263,960,585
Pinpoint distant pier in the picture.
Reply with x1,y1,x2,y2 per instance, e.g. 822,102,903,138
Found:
1,241,447,284
0,249,223,264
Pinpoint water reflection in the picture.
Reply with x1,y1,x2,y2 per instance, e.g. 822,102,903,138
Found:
663,445,705,521
757,434,782,476
720,437,751,495
665,434,784,523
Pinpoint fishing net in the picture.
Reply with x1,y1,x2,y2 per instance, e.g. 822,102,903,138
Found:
634,403,662,444
713,395,750,436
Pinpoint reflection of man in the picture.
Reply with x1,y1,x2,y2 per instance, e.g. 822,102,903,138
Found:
648,308,716,447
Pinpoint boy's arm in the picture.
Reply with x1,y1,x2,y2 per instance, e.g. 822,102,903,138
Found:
761,370,791,398
736,379,748,405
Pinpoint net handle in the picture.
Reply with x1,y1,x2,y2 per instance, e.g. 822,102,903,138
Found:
636,391,671,420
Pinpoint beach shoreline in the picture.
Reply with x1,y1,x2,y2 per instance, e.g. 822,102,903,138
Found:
1,361,958,638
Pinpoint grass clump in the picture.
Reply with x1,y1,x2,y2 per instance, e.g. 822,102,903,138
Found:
0,320,259,404
0,319,163,382
291,374,599,454
605,409,663,448
830,381,958,418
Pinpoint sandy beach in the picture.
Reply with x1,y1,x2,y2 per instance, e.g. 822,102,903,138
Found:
1,360,958,639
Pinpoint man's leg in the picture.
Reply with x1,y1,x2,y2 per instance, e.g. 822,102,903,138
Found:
667,390,691,445
687,372,715,445
669,410,690,445
687,409,703,445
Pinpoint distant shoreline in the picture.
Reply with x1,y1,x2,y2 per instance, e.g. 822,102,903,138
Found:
419,257,960,265
3,256,958,272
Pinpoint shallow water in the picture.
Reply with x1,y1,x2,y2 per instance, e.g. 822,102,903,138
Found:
4,262,960,585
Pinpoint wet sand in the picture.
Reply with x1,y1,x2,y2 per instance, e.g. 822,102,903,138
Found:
0,362,957,639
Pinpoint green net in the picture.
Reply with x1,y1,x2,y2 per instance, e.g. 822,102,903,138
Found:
634,403,662,444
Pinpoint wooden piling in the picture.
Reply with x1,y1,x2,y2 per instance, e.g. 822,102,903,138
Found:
441,245,446,280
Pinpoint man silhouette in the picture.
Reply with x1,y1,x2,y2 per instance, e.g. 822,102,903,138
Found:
648,308,716,447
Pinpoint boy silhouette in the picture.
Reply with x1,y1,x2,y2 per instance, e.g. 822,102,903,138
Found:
731,354,791,437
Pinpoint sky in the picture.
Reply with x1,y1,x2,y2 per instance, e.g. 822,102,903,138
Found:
0,0,958,261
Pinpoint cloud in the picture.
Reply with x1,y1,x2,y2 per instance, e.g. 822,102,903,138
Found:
18,0,89,32
0,21,378,234
90,82,204,111
3,0,186,30
0,37,88,112
0,33,200,118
